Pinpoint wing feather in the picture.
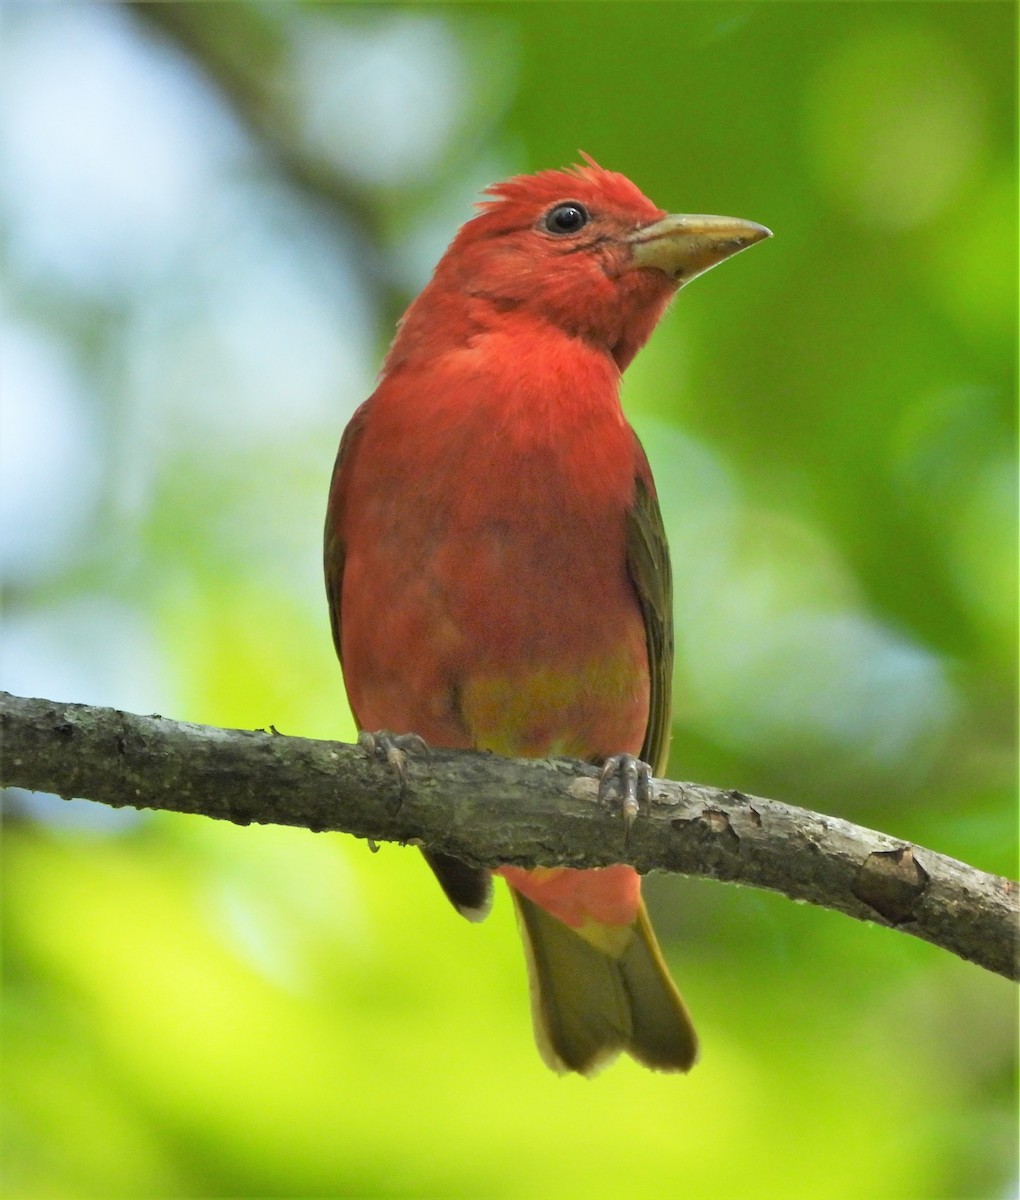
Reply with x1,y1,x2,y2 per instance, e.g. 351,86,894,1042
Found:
624,454,674,776
323,403,370,677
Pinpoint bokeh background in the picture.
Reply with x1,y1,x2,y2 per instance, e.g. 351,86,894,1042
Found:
2,3,1016,1197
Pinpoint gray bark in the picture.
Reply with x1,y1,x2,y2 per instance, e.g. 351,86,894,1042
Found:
2,690,1016,981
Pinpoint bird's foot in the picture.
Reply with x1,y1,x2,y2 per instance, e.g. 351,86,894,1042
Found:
358,730,430,803
599,753,653,846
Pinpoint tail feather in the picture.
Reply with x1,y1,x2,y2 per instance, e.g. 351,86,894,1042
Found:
510,887,698,1075
622,902,700,1072
421,849,493,922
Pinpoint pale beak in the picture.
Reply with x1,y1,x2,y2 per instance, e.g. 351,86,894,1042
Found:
628,214,772,283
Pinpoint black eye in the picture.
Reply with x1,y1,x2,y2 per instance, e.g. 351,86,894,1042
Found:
544,202,589,235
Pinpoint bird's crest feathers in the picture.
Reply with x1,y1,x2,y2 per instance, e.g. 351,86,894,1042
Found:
468,152,663,235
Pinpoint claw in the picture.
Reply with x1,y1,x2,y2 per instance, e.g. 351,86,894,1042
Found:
358,730,429,801
599,753,653,847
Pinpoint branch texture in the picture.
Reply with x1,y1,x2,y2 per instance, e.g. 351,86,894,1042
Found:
2,691,1016,981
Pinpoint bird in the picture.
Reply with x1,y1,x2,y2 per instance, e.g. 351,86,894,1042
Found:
325,156,770,1074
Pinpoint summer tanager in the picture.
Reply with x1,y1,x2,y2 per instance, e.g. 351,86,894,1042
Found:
325,158,769,1075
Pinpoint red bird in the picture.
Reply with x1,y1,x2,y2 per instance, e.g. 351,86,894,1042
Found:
325,158,769,1074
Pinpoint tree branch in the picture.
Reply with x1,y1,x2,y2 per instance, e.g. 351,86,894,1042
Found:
2,691,1016,981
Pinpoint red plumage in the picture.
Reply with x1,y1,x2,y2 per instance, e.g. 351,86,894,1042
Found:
325,159,769,1073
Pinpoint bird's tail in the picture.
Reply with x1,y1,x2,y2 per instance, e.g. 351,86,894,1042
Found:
509,887,698,1075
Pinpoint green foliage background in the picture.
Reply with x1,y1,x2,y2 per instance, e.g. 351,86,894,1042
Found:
2,3,1016,1197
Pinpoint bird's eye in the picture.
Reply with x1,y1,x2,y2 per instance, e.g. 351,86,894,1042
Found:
544,202,590,236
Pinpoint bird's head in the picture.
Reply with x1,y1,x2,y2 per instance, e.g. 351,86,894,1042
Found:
396,156,770,371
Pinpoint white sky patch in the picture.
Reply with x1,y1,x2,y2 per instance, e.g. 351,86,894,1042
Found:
125,184,376,450
0,319,102,582
0,4,248,293
0,593,170,832
0,594,171,715
287,11,466,187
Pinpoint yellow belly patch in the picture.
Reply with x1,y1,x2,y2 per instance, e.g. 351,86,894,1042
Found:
461,651,642,760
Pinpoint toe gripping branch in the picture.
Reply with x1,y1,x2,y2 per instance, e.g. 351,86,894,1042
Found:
599,753,653,847
358,730,429,798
